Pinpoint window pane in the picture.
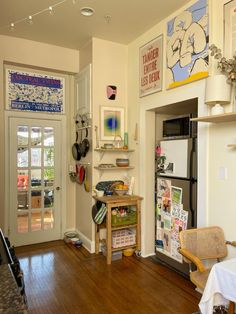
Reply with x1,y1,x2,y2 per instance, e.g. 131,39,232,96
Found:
31,211,42,231
31,190,41,208
17,149,28,167
44,127,54,146
17,126,28,146
44,148,54,167
44,168,54,187
31,127,42,146
31,169,41,187
44,190,54,208
17,191,28,210
43,210,54,230
17,170,28,190
31,148,41,167
17,211,28,233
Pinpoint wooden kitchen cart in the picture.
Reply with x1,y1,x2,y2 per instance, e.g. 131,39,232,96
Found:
93,195,143,264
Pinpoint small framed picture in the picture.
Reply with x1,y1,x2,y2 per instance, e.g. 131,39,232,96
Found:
100,106,124,140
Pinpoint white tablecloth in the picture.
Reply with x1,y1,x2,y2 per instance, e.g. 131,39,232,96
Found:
199,258,236,314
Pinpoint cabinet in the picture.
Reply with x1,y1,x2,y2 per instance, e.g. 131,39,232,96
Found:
93,195,142,264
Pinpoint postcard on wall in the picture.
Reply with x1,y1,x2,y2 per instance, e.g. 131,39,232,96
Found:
166,0,209,89
139,35,163,97
6,68,65,113
157,178,171,198
171,186,182,204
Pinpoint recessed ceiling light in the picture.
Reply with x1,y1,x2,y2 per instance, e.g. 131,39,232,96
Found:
80,7,94,17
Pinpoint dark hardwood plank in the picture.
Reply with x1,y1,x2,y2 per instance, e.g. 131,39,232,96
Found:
15,241,200,314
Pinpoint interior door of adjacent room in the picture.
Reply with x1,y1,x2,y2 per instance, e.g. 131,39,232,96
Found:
9,117,62,246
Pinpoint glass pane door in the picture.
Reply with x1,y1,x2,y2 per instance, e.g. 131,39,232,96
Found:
10,118,61,246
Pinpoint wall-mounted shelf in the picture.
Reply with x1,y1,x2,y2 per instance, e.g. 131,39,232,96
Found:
95,148,134,152
94,166,134,170
95,148,135,161
94,166,134,178
191,112,236,123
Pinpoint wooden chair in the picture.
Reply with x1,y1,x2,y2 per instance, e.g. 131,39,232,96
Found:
179,226,236,314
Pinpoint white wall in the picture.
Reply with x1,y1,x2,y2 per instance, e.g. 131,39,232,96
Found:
127,0,236,259
207,0,236,256
0,35,80,235
75,38,128,252
128,0,210,257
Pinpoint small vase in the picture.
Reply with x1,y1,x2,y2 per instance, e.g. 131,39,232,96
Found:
211,104,224,115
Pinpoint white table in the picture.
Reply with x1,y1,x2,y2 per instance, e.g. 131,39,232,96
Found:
199,258,236,314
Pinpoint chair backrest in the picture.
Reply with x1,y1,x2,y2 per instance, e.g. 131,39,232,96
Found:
179,226,228,263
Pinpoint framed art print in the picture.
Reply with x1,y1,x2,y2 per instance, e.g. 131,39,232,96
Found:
166,0,208,89
139,35,163,97
100,106,124,140
6,68,65,113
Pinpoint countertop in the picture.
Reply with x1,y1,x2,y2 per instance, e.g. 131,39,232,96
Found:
0,264,27,313
93,194,143,203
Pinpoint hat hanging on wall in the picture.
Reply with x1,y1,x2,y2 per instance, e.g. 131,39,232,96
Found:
107,85,117,100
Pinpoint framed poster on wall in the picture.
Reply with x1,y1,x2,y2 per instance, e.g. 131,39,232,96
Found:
6,68,65,113
166,0,209,89
139,35,163,97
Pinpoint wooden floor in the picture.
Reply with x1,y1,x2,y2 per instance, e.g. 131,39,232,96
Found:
15,241,201,314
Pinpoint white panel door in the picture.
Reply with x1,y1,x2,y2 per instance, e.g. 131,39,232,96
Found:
9,117,62,246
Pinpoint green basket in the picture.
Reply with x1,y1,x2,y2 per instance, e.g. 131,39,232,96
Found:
111,210,137,227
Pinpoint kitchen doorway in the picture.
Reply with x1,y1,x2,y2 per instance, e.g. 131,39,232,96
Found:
8,117,63,246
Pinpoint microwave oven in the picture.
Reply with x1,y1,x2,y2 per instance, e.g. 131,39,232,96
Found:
162,114,197,139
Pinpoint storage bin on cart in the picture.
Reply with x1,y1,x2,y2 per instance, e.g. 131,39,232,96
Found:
111,207,137,227
112,228,136,248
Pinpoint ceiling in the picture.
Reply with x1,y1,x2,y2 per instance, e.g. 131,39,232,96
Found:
0,0,190,50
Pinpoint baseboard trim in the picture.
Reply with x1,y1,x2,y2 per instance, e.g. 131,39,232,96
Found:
141,252,155,258
76,229,95,253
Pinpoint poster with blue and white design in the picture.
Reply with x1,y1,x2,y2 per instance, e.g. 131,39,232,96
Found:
166,0,209,89
6,69,65,113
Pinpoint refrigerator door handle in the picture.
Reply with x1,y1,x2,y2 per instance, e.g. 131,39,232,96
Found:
189,181,195,227
189,139,196,227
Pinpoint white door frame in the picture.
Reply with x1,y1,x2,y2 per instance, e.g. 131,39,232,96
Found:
4,110,67,244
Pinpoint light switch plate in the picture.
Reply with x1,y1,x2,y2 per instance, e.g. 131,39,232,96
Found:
218,166,227,180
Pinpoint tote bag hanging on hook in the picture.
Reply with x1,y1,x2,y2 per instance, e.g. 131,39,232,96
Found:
94,203,107,224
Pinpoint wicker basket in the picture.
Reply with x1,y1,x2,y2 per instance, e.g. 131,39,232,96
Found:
112,229,136,248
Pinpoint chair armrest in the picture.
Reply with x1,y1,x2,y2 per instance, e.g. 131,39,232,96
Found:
178,248,206,272
226,240,236,247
